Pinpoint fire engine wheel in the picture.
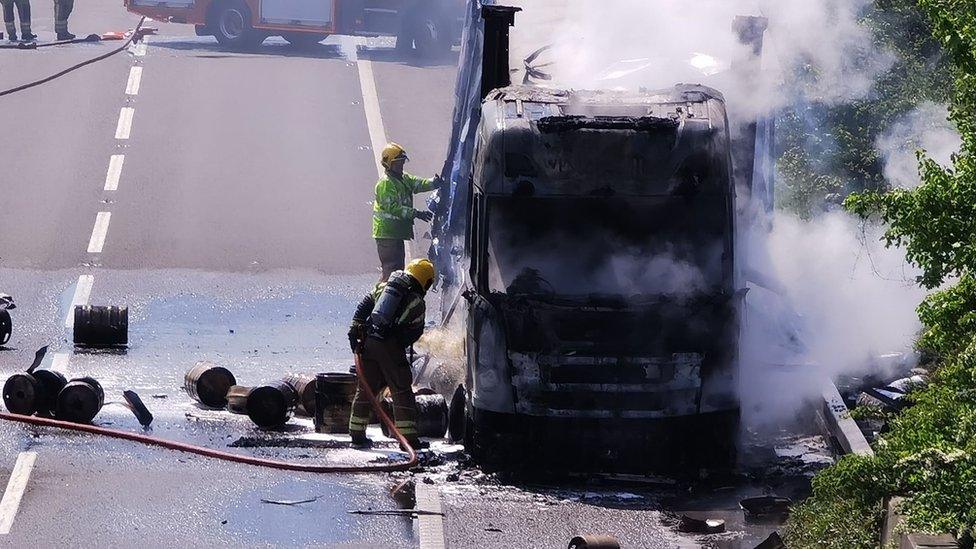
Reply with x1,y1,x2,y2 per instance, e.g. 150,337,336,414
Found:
282,32,328,48
212,0,262,49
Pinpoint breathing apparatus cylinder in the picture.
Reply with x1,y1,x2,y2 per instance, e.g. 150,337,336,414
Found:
368,271,417,340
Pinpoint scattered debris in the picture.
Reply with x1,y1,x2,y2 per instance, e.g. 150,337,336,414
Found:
678,514,726,534
754,531,786,549
740,496,792,521
260,495,323,506
122,390,154,427
391,478,416,508
348,509,444,517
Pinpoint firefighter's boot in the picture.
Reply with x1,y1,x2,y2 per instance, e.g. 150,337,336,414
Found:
56,30,74,40
350,431,373,448
20,31,35,41
406,438,429,450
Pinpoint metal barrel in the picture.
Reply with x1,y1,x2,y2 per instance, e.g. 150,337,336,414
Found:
55,377,104,424
282,374,316,417
380,393,448,438
568,535,621,549
32,370,68,415
73,305,128,347
184,362,237,408
225,385,252,415
313,372,358,434
245,382,297,429
3,373,40,415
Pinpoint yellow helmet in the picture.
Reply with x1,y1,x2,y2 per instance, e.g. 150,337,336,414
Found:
381,142,409,170
405,258,436,291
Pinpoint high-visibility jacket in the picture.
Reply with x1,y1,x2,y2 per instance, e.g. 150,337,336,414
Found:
372,171,435,240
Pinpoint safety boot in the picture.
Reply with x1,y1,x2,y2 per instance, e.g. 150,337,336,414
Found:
6,32,16,42
406,438,429,450
56,30,75,41
20,32,36,42
350,431,373,448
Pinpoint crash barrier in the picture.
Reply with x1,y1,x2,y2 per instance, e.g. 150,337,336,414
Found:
185,362,237,408
226,383,297,429
0,353,419,474
313,372,357,434
380,392,448,439
73,305,128,347
0,18,150,98
568,535,621,549
282,373,317,416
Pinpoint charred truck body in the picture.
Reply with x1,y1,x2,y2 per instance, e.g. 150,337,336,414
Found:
432,3,770,472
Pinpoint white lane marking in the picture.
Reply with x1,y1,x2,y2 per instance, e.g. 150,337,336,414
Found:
0,452,38,535
87,212,111,254
132,39,147,57
115,107,134,139
124,66,143,95
415,483,446,549
50,352,70,374
104,155,125,191
355,49,414,259
65,275,94,328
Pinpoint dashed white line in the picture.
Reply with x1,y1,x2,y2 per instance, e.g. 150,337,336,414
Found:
115,107,134,139
50,352,70,373
415,483,446,549
87,212,111,253
104,155,125,191
124,66,143,95
0,452,38,535
65,275,94,328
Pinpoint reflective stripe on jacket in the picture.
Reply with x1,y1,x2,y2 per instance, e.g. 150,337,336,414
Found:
372,171,434,240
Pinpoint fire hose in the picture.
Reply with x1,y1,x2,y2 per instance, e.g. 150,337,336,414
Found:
0,17,149,98
0,352,419,473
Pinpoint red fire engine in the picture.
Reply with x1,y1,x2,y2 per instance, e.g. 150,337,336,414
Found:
124,0,461,54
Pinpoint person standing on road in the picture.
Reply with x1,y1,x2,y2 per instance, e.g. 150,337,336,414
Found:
1,0,35,42
53,0,73,40
346,258,435,449
373,142,442,282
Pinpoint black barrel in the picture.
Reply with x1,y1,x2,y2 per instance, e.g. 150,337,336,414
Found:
55,377,104,423
2,370,67,416
73,305,128,347
225,385,252,415
245,382,297,429
380,393,448,438
314,372,358,434
184,362,237,408
0,309,11,346
282,374,316,417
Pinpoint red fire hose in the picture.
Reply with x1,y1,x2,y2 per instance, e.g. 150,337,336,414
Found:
0,353,418,473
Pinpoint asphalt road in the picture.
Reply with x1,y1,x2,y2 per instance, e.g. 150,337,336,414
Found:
0,1,456,545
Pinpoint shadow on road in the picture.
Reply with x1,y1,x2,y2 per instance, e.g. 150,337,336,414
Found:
148,38,346,60
358,45,459,68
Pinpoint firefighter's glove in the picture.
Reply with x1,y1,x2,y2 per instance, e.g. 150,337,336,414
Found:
431,175,445,189
348,324,365,353
414,210,434,222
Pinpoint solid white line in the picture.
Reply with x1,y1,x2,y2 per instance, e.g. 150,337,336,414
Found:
87,212,111,253
415,483,446,549
50,352,70,374
356,52,414,259
65,275,94,328
115,107,134,139
124,66,143,95
0,452,38,535
104,155,125,191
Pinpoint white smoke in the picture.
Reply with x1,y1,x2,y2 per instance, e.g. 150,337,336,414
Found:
876,101,962,189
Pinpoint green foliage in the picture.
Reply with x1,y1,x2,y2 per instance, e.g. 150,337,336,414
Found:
917,275,976,356
776,0,953,217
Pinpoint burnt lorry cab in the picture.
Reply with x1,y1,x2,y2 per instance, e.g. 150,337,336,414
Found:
460,84,741,471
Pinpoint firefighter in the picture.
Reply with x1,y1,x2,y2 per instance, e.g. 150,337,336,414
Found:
373,142,442,282
53,0,72,40
347,258,435,449
1,0,35,42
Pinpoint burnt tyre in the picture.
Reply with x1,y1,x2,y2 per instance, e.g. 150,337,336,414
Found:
282,32,328,48
211,0,263,49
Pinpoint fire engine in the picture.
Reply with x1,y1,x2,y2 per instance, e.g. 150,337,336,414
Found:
124,0,462,54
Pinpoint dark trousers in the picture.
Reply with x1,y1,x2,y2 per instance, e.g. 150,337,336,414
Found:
1,0,31,36
376,238,405,283
348,337,419,438
53,0,71,33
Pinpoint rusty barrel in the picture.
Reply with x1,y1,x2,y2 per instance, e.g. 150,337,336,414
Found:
282,374,316,417
226,383,297,429
380,393,448,438
313,372,357,434
184,362,237,408
3,370,67,416
55,377,104,424
73,305,128,347
568,535,621,549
